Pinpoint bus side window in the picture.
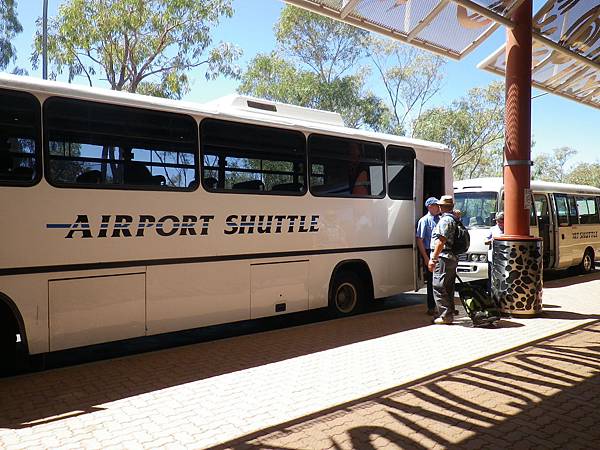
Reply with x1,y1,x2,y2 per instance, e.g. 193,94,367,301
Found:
44,97,197,190
0,88,40,185
200,119,306,195
578,196,600,224
529,192,537,226
554,194,570,227
568,196,579,225
386,146,414,200
592,198,600,224
534,194,549,221
309,135,384,198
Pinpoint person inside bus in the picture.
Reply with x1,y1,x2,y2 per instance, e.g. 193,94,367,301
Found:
485,211,505,293
348,142,370,195
416,197,440,315
122,148,165,186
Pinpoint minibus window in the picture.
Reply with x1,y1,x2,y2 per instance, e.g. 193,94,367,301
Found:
568,196,579,225
577,197,600,224
554,195,570,227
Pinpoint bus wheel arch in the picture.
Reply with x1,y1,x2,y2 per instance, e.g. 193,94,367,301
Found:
328,260,374,316
579,248,595,274
0,293,28,375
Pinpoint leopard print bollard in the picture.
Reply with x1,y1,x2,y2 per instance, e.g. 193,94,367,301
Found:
491,239,543,315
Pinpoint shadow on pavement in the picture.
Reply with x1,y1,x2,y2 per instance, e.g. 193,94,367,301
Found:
210,321,600,450
544,268,600,288
0,295,431,429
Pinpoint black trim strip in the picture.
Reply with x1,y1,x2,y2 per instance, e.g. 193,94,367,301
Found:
0,244,413,276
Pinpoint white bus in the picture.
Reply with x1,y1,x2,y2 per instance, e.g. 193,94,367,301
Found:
454,177,600,281
0,74,452,372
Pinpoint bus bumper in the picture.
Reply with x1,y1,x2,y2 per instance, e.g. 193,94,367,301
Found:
456,262,488,281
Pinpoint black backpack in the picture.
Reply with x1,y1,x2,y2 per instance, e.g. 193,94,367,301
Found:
451,217,470,255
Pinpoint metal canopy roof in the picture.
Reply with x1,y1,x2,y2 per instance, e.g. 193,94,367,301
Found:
284,0,600,110
479,0,600,110
283,0,527,59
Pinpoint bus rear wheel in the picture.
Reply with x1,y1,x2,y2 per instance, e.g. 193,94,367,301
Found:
0,317,17,376
579,249,595,274
329,270,364,316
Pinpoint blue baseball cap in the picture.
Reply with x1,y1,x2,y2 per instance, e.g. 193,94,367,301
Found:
425,197,439,207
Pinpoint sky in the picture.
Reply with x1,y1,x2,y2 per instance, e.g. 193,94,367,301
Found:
8,0,600,168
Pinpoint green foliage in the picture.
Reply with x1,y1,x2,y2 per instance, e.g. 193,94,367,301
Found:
532,147,577,183
565,162,600,187
32,0,241,99
275,6,368,83
238,6,392,132
0,0,22,70
414,82,505,180
367,37,445,135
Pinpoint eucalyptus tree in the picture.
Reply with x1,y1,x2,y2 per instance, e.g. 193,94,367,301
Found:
32,0,242,99
239,5,392,131
414,82,505,180
1,0,22,70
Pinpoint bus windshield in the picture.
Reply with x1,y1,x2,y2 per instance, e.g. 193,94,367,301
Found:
455,191,498,229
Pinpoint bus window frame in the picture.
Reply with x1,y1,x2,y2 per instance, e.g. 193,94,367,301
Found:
0,88,43,188
386,145,415,201
576,196,600,225
567,195,579,225
199,118,308,197
308,134,386,199
553,194,571,227
42,96,200,192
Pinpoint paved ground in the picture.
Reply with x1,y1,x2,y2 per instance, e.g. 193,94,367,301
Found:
1,271,599,449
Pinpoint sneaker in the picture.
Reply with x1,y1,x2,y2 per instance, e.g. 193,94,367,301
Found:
433,317,453,325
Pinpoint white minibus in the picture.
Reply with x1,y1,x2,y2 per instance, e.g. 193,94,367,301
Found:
454,177,600,281
0,74,452,372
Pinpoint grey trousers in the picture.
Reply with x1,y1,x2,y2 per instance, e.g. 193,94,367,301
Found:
433,256,457,320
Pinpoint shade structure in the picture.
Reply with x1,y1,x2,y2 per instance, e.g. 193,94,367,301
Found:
284,0,600,110
283,0,527,59
479,0,600,110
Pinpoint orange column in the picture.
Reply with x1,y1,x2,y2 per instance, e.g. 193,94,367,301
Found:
493,0,542,317
503,0,532,238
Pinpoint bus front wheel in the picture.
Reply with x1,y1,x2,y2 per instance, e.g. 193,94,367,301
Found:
329,270,364,316
579,249,595,274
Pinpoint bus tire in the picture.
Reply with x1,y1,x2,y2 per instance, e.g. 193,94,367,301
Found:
329,270,365,317
0,313,17,376
579,248,595,274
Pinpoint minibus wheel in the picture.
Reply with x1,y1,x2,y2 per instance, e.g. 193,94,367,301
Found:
579,249,595,274
329,270,364,316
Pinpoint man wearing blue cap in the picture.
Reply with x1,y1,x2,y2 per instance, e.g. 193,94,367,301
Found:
416,197,440,315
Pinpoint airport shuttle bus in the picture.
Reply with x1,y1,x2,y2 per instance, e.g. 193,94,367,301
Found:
454,177,600,281
0,74,451,371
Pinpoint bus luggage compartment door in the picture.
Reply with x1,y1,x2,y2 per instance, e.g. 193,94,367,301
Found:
250,261,309,319
49,273,146,351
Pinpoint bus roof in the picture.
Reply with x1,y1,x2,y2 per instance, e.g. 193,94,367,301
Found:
454,177,600,195
0,72,449,154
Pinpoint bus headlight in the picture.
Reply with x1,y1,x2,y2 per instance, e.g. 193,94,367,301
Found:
470,254,478,262
479,254,488,263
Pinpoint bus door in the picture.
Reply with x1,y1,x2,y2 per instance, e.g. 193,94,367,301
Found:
553,194,577,268
534,193,555,268
414,160,425,290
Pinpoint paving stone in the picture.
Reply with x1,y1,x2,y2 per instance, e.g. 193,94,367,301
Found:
2,275,600,449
